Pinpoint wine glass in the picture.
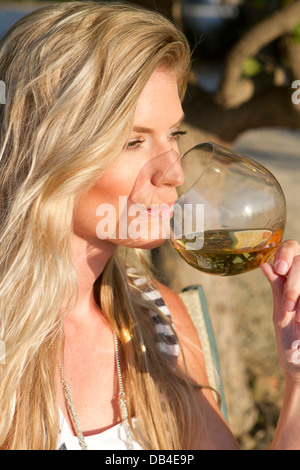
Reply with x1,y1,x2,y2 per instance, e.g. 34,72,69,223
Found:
151,142,286,276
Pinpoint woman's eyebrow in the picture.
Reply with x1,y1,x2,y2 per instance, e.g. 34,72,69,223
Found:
132,114,185,134
132,125,154,133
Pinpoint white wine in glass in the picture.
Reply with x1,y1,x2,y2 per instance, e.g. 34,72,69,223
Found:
171,227,283,276
154,142,286,277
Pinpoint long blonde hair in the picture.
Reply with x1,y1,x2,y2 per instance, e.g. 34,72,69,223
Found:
0,1,202,449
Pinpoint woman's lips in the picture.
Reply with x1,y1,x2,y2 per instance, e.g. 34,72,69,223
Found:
147,200,176,209
147,201,175,218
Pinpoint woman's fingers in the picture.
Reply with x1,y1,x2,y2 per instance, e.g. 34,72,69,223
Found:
273,239,300,276
274,241,300,317
262,240,300,381
261,239,300,326
261,262,285,325
261,262,282,288
282,255,300,318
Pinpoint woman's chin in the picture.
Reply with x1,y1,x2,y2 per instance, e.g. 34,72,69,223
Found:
116,237,167,250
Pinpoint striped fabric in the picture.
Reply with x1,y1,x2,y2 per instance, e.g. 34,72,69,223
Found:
141,283,179,357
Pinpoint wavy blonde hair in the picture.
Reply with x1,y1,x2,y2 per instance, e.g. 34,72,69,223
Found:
0,1,203,449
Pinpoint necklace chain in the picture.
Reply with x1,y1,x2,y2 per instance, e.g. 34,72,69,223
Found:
59,361,88,450
59,330,133,450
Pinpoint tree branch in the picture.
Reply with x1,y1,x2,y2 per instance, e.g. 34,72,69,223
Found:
215,1,300,108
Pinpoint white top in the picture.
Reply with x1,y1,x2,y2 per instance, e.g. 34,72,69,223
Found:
58,410,143,450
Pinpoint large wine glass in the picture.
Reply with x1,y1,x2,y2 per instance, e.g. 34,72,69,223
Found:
152,142,286,276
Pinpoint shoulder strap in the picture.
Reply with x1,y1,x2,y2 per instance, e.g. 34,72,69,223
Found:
142,283,179,358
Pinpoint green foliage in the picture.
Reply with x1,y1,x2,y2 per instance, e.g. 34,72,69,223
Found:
292,21,300,43
249,0,266,9
281,0,297,6
250,0,295,9
242,57,262,77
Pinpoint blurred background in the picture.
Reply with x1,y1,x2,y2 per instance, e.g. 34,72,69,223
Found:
1,0,300,449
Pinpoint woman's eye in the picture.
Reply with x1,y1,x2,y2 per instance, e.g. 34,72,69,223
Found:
169,130,187,142
126,139,144,151
126,130,187,151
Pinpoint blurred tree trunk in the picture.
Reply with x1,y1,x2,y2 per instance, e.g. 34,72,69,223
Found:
215,0,300,108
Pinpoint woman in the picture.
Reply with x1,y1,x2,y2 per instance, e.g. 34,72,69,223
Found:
0,1,299,450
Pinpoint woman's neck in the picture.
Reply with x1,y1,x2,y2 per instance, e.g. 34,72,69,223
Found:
65,233,117,327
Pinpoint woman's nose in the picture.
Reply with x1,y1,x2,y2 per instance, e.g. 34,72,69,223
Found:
151,149,184,188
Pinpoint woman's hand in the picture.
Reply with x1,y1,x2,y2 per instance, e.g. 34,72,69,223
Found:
261,239,300,382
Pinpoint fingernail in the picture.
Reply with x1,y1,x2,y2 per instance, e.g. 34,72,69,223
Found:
275,260,289,275
283,299,296,312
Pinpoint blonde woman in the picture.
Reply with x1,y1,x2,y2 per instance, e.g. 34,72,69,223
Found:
0,1,300,451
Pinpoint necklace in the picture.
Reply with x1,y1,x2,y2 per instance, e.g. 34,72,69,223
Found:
59,330,133,450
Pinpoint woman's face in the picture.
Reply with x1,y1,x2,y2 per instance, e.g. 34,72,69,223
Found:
73,68,186,249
